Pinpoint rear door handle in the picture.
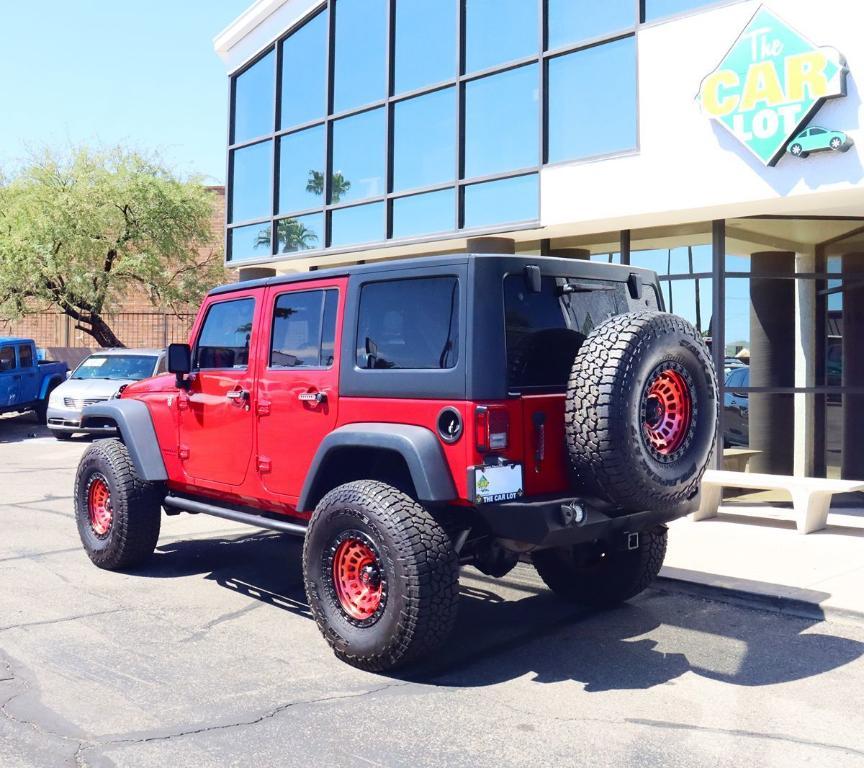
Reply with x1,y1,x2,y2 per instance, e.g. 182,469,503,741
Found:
298,391,326,404
226,389,249,401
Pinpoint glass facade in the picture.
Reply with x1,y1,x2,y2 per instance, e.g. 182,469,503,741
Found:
225,0,639,261
619,219,864,494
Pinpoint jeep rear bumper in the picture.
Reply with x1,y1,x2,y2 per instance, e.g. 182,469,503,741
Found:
474,493,699,549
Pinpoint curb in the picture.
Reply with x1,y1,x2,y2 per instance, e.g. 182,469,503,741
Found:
653,573,864,627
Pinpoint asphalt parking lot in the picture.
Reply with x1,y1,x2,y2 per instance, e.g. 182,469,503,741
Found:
2,413,864,768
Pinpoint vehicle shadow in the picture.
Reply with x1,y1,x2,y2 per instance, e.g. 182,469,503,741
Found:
0,412,50,443
141,531,864,693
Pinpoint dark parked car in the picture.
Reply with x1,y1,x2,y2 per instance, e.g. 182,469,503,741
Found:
723,365,749,447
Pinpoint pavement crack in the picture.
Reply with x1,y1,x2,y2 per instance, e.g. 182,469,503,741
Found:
99,681,409,748
627,718,864,758
181,602,264,643
0,609,123,634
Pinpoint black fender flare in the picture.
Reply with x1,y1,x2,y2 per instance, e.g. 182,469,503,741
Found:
80,400,168,482
297,423,457,511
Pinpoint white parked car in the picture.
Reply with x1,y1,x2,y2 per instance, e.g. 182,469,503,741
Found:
46,348,166,440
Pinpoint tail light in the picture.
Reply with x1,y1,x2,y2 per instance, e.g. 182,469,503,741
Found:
476,406,509,453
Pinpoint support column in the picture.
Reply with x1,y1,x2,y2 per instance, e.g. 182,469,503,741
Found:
467,237,516,254
842,254,864,479
749,251,795,475
794,249,816,477
543,248,591,260
238,266,277,281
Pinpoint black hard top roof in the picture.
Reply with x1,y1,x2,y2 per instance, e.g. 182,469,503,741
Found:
209,253,656,297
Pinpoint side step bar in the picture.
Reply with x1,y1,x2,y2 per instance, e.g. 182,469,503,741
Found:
163,494,307,537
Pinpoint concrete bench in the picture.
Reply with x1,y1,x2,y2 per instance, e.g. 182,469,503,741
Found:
694,469,864,534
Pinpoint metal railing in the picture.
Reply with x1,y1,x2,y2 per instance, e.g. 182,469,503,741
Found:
0,312,196,349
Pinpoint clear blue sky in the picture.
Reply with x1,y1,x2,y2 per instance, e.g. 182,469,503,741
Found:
0,0,251,184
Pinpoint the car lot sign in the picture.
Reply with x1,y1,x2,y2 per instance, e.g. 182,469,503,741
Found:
698,6,848,166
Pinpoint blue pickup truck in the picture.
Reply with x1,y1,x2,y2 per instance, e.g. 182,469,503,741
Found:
0,338,68,425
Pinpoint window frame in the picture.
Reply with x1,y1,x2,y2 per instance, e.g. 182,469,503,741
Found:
224,0,648,264
268,287,339,370
192,297,257,372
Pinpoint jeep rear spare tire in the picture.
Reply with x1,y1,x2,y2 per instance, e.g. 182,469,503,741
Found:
566,311,717,512
303,480,459,672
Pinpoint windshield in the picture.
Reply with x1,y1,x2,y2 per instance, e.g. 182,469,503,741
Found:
72,354,157,381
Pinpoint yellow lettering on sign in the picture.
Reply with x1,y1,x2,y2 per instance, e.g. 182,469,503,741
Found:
701,70,740,117
786,51,830,101
739,61,785,111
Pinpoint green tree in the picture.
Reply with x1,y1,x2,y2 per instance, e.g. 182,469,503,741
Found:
256,218,319,254
306,169,351,203
0,146,223,347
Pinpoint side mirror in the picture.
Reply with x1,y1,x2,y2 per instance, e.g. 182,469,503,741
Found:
167,343,191,388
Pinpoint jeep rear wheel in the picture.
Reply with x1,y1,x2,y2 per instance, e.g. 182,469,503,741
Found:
533,526,668,606
74,438,162,570
303,480,459,672
566,311,717,512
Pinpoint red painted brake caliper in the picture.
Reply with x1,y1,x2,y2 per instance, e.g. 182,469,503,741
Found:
642,366,693,457
332,536,384,621
87,476,113,537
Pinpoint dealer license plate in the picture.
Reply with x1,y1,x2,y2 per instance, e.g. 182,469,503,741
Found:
473,464,523,504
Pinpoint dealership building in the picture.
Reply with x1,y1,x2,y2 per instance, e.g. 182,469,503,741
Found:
214,0,864,495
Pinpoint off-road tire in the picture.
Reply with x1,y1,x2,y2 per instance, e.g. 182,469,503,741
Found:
74,438,162,570
533,525,668,606
303,480,459,672
566,311,717,512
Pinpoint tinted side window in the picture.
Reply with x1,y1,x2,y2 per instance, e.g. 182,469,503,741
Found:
0,346,16,371
195,299,255,370
270,289,338,368
18,345,33,368
356,277,459,370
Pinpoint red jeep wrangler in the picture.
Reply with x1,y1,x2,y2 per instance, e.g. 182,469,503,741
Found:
74,254,717,671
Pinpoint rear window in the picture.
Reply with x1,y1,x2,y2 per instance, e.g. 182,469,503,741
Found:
356,276,459,370
504,274,642,390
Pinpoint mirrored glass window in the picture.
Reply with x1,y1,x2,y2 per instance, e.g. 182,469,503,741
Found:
644,0,721,22
229,140,272,224
275,213,324,254
464,64,538,178
392,189,456,239
547,37,637,163
280,10,328,129
393,88,456,192
547,0,635,50
232,50,275,143
465,0,537,73
330,202,386,247
278,126,325,214
463,174,538,229
394,0,457,94
333,0,387,113
229,222,272,262
331,108,386,204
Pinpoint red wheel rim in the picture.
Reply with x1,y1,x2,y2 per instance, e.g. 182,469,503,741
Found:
642,366,693,456
87,476,113,537
332,536,384,621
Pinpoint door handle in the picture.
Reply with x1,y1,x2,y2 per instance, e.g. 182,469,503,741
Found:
226,389,249,401
298,391,326,404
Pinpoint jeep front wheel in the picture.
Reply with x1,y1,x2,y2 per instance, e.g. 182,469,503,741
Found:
303,480,459,671
533,526,668,607
74,438,162,570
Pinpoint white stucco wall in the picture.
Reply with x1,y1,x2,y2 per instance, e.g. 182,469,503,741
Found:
541,0,864,234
